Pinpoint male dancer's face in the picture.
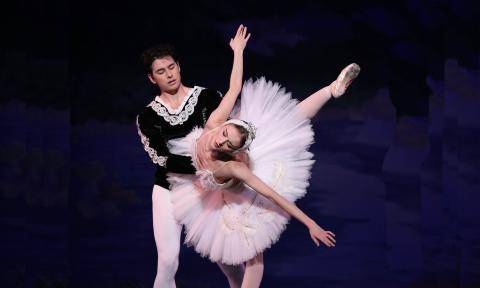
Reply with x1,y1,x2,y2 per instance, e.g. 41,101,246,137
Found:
148,56,182,93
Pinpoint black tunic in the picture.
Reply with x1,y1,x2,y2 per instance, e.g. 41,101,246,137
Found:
136,86,222,188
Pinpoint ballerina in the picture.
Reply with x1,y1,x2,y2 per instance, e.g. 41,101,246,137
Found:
167,24,360,287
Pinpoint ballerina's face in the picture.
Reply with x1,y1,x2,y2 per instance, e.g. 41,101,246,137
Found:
210,124,244,153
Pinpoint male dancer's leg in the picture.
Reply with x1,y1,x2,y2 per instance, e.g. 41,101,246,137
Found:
297,63,360,119
153,185,245,288
152,185,182,288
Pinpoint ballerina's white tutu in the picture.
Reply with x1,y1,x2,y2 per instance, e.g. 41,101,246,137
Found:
167,77,315,265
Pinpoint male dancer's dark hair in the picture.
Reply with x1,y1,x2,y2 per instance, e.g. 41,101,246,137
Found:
142,44,179,73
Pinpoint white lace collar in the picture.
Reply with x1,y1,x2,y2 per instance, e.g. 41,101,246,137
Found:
148,86,204,126
154,86,198,114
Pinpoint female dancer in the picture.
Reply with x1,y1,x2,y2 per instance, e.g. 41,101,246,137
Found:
168,25,360,287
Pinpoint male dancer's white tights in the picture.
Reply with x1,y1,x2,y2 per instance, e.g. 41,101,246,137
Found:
152,185,245,288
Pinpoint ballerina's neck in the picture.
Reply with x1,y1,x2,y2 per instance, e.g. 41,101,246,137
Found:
194,130,214,168
196,128,232,166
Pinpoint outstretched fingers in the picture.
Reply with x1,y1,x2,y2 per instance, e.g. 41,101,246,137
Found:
326,231,336,244
322,236,334,247
237,24,250,41
230,24,251,51
241,26,251,41
236,24,244,37
318,231,336,247
311,234,320,247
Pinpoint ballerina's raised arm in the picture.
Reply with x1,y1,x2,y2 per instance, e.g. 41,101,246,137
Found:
205,24,251,130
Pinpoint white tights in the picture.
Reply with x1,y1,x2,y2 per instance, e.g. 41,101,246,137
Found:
152,185,181,288
241,254,264,288
296,84,333,120
152,185,244,287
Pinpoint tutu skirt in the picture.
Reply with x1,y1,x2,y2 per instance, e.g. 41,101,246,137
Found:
167,78,314,265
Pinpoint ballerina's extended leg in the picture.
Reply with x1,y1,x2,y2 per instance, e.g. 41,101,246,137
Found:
297,63,360,119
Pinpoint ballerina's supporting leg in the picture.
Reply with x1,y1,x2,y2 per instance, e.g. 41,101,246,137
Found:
217,262,245,288
241,253,264,288
297,63,360,119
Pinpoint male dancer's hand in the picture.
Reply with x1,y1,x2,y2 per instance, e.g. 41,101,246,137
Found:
229,24,251,53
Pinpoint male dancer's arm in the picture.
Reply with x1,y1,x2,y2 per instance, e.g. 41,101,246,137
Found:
137,111,195,174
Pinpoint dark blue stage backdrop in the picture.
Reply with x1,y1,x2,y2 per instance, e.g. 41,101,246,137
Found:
1,1,479,287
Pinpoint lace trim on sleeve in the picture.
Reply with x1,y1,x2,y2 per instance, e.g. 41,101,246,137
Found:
136,116,168,167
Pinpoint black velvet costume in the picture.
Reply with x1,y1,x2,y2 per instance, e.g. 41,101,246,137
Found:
136,86,222,188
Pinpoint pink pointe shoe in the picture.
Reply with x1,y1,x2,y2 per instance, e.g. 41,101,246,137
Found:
330,63,361,98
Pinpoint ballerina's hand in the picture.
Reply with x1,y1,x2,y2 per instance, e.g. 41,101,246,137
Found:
309,223,336,247
229,24,251,52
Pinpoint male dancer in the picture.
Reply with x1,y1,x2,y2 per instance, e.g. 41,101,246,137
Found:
136,39,245,287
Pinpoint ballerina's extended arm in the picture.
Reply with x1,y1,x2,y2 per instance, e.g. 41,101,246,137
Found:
205,25,251,129
215,160,336,247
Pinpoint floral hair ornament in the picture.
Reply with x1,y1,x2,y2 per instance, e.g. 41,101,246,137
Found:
223,119,257,151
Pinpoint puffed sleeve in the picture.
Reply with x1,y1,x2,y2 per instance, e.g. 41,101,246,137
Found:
205,89,224,115
136,109,196,174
